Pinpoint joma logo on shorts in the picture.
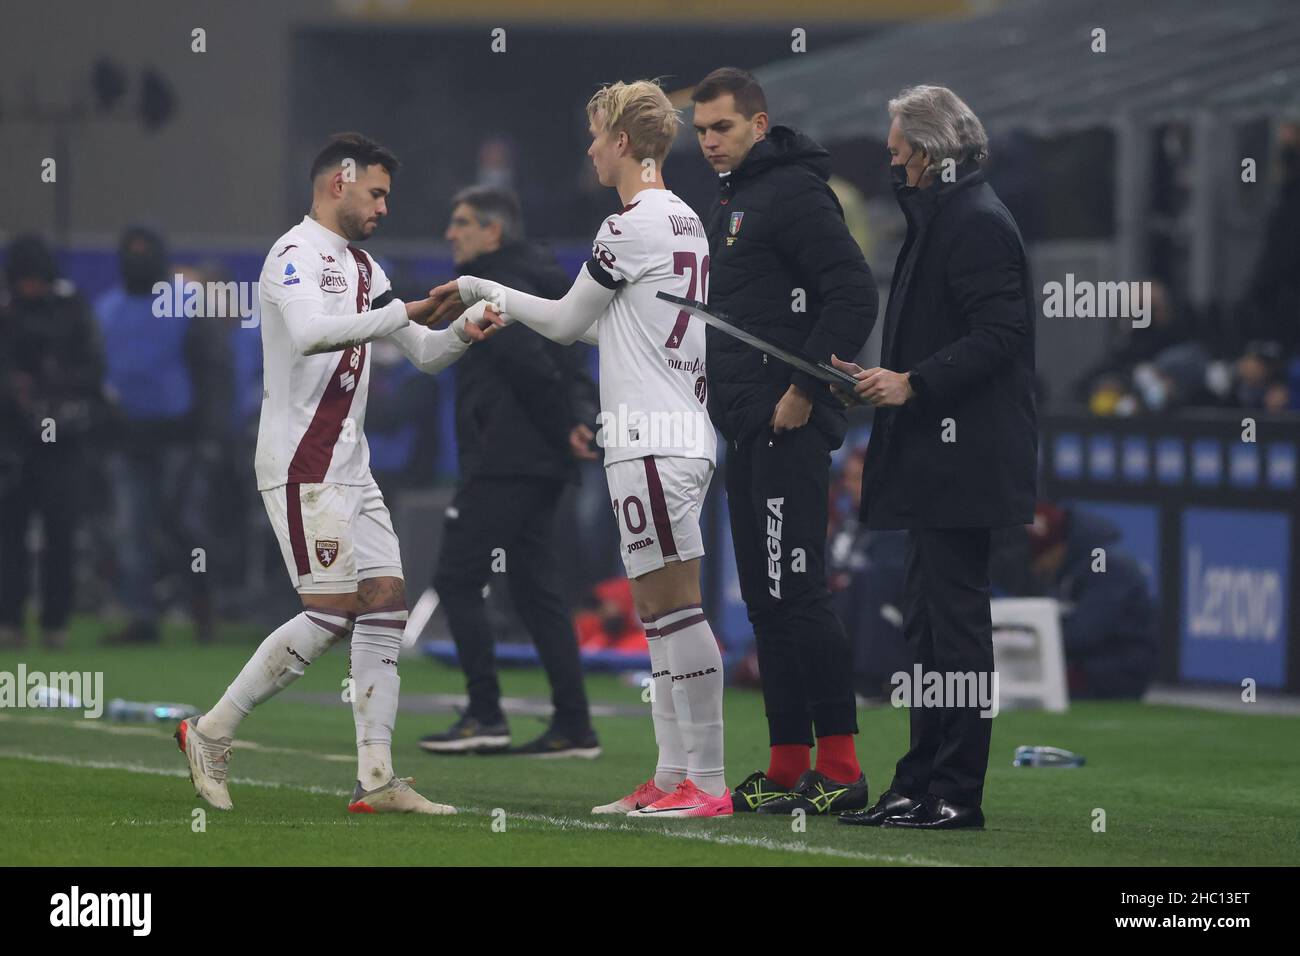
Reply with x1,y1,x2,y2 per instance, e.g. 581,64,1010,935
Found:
627,537,654,553
766,497,784,598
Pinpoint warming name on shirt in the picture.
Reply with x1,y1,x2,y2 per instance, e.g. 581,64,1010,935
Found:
669,214,706,238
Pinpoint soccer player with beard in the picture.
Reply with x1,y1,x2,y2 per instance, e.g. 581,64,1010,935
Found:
175,133,494,814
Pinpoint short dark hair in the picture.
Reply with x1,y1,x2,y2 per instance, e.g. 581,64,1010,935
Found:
691,67,768,119
450,185,524,242
309,132,400,182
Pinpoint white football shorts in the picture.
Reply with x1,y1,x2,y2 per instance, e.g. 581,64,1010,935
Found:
604,455,713,579
261,478,403,594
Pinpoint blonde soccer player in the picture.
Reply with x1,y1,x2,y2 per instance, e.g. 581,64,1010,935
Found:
431,81,730,817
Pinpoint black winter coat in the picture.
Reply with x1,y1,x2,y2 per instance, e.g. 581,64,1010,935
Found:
704,126,878,448
859,162,1037,529
453,242,597,481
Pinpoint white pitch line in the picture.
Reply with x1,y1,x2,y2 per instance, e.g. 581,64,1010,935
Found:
0,750,958,867
0,713,356,762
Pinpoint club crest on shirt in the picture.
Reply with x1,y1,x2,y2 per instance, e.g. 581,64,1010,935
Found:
315,539,339,567
727,210,744,246
319,267,348,294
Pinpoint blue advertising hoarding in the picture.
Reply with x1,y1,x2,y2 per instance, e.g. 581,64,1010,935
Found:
1180,509,1290,688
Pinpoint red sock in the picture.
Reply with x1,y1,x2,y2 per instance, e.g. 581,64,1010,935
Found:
767,744,811,789
814,735,861,782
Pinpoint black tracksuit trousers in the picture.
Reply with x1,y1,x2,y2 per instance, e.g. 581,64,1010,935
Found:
725,425,858,746
432,475,592,735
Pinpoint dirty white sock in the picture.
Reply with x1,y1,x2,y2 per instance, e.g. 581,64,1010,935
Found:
350,604,407,790
201,609,351,739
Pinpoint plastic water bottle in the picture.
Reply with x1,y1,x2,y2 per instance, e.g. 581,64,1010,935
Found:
106,699,199,722
1013,745,1085,768
31,685,81,708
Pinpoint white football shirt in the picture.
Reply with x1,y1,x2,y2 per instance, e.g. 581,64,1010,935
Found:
585,189,716,466
255,215,406,490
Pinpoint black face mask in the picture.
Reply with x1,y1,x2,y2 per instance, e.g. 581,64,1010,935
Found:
891,148,916,190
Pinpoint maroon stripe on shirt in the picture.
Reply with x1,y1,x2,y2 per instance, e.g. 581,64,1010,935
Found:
347,246,372,312
286,483,310,576
285,247,374,483
657,612,706,637
642,456,678,559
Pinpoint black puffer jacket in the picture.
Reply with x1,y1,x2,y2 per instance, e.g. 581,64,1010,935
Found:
453,242,597,481
704,125,878,447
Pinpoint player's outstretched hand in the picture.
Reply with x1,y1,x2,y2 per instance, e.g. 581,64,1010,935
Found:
429,279,468,326
460,302,506,342
405,296,439,326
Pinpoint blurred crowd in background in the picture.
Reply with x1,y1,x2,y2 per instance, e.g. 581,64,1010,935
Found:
1074,124,1300,417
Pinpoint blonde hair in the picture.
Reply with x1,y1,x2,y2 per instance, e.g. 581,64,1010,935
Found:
586,79,681,164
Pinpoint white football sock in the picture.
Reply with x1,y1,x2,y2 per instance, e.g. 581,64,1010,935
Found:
200,609,352,740
656,605,726,797
644,619,687,793
350,603,407,791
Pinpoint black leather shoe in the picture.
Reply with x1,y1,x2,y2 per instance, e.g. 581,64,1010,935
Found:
837,788,920,827
882,795,984,830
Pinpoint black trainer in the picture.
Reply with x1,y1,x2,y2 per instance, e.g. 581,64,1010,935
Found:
731,770,793,813
418,713,510,754
506,725,602,759
754,769,869,816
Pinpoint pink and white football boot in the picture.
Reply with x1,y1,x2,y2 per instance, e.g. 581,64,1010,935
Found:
627,779,733,818
592,778,670,815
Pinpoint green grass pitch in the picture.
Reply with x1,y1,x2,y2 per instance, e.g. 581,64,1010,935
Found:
1,621,1296,867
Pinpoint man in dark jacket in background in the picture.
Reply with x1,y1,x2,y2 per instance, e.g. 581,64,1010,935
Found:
419,186,601,757
0,235,106,650
835,86,1037,830
1021,504,1157,700
691,68,879,814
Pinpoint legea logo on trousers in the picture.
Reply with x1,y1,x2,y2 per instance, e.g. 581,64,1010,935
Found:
766,497,784,598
